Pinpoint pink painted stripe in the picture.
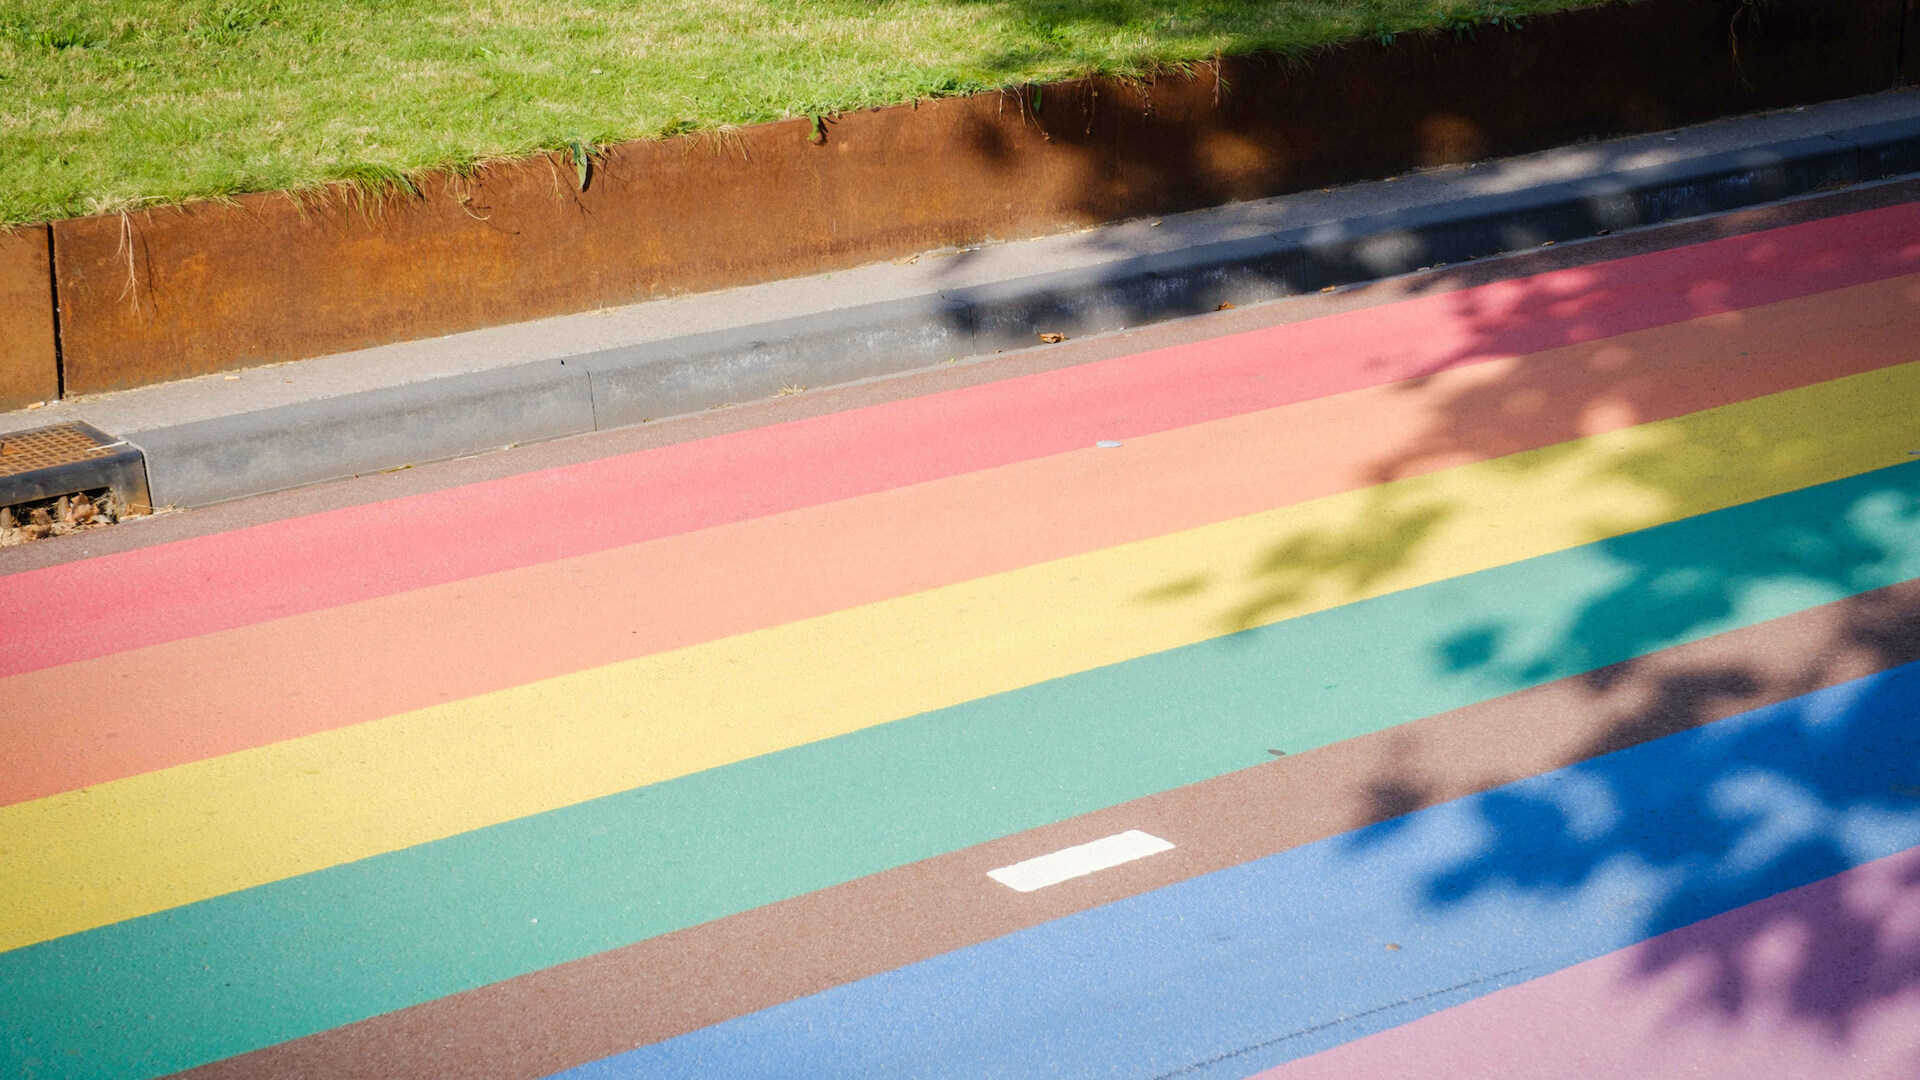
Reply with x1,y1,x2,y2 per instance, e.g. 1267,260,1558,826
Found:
6,204,1920,677
1261,843,1920,1080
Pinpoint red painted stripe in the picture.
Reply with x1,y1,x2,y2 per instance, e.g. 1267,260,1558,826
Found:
5,203,1920,677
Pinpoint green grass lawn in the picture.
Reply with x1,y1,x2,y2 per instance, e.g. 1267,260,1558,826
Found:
2,0,1608,225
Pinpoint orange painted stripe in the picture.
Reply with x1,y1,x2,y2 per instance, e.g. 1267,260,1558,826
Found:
4,271,1918,806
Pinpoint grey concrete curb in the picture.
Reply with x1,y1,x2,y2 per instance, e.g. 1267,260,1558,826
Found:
62,114,1920,508
568,294,972,430
131,361,594,508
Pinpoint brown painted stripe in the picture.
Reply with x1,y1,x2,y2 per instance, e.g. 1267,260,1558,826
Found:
176,575,1920,1080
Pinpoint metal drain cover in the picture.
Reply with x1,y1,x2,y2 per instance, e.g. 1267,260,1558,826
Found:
0,422,151,514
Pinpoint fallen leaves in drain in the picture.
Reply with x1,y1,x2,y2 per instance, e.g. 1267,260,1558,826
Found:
0,490,129,546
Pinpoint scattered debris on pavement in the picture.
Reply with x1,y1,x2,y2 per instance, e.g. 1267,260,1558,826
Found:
0,489,135,547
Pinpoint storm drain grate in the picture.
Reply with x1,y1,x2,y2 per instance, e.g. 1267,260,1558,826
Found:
0,424,122,480
0,422,151,514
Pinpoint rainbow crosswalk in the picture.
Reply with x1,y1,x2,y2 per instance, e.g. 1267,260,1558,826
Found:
5,203,1920,1079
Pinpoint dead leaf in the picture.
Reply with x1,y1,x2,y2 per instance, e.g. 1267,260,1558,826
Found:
1216,302,1235,311
1038,332,1066,344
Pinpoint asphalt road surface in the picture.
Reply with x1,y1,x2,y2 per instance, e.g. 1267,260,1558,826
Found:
6,197,1920,1080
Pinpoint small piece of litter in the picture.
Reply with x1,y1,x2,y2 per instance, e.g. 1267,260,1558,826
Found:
1385,943,1402,951
224,375,240,380
1319,285,1338,294
1216,302,1235,311
1096,440,1123,449
1148,220,1163,227
24,401,44,409
1267,748,1287,757
1038,332,1066,344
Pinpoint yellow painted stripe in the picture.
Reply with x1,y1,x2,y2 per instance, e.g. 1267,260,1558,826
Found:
3,360,1917,951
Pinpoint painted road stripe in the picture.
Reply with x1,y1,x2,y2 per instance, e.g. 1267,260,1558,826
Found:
4,363,1917,952
13,272,1920,806
14,465,1920,1080
179,575,1920,1080
8,203,1920,677
1261,843,1920,1080
551,662,1920,1080
987,831,1176,892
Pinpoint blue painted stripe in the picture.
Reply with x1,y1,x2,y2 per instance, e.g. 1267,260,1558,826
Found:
565,659,1920,1080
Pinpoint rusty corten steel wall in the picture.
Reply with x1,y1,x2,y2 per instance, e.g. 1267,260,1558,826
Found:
1904,0,1920,84
47,0,1909,395
0,226,57,411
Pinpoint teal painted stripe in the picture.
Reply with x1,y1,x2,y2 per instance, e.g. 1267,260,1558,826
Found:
574,662,1920,1079
7,463,1920,1080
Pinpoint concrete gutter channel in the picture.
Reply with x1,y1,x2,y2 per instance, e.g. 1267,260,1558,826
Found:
5,108,1920,513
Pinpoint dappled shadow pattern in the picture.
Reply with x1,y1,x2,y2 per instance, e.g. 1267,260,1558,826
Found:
1129,192,1920,1061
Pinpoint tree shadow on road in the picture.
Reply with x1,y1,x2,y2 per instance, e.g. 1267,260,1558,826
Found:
896,0,1920,1060
1130,203,1920,1067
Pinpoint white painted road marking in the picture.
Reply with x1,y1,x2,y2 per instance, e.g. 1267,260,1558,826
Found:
986,830,1175,892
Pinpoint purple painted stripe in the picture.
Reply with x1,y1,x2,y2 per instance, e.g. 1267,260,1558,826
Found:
1262,843,1920,1080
